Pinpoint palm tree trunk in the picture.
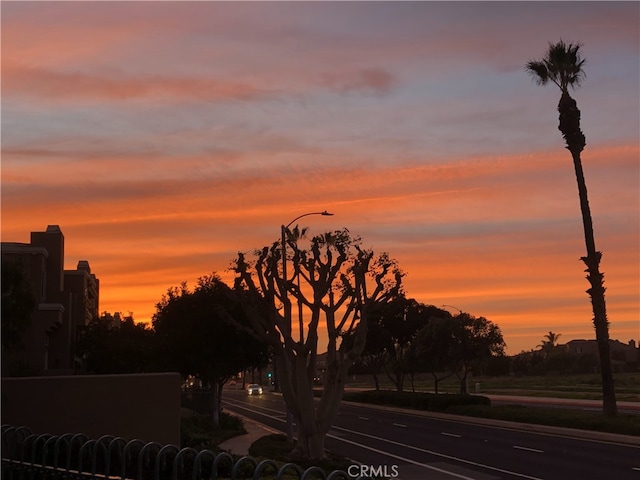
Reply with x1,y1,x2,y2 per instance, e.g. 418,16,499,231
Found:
558,92,618,416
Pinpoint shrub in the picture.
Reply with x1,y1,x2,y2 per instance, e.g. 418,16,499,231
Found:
249,434,352,473
180,410,246,450
342,390,490,412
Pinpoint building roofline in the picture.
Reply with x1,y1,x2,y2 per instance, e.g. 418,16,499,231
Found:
1,243,50,257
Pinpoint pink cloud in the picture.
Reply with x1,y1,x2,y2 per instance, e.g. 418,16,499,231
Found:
321,68,396,95
2,62,269,103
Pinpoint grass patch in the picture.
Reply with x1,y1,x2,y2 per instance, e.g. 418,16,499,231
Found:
346,372,640,401
342,389,640,437
448,404,640,436
180,408,246,450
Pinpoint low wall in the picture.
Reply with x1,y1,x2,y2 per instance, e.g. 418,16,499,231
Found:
1,372,181,445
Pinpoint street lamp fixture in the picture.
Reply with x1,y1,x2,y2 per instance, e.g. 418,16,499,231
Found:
281,211,334,326
441,304,462,315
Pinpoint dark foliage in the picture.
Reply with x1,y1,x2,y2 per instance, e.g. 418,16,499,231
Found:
76,312,155,374
152,274,269,384
343,389,491,412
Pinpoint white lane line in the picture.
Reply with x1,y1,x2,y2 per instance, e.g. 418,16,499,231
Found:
224,402,472,479
513,445,544,453
225,400,544,480
332,425,544,480
393,423,407,428
326,433,477,480
358,417,369,420
632,467,640,471
222,400,285,418
441,432,462,438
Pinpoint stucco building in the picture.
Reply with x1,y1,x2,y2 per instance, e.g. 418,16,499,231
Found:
565,338,639,369
2,225,99,376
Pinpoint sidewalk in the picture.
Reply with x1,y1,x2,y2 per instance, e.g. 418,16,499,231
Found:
218,413,280,456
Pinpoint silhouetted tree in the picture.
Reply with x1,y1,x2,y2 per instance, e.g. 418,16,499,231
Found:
346,295,429,392
152,274,269,427
527,40,617,415
411,314,456,394
232,228,403,459
76,312,155,374
414,313,505,394
538,331,562,357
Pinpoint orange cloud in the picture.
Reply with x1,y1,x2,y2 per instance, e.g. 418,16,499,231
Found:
2,2,637,356
3,143,637,354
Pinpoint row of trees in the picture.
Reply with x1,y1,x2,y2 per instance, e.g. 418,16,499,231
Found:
75,227,506,459
350,298,505,394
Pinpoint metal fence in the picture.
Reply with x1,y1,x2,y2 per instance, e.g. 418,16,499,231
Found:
1,425,355,480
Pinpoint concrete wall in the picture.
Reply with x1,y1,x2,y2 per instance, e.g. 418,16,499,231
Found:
1,373,181,445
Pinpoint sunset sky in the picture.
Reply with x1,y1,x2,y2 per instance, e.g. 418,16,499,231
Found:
2,1,638,354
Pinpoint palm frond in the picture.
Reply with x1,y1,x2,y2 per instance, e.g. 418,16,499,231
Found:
526,60,550,85
527,39,586,92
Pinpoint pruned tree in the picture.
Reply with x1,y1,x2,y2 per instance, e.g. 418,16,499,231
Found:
231,228,403,459
526,40,617,415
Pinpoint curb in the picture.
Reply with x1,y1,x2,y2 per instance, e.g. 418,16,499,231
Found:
218,412,280,456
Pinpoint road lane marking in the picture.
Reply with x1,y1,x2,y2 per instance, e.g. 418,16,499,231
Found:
225,399,543,480
325,433,477,480
358,416,369,420
222,400,285,417
441,432,461,438
338,401,640,447
513,445,544,453
332,425,544,480
393,423,407,428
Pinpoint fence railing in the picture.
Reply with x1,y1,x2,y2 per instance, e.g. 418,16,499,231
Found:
1,425,356,480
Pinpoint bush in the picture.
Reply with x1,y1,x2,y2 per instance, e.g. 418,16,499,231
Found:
180,410,246,450
248,433,295,459
342,390,491,412
249,434,352,473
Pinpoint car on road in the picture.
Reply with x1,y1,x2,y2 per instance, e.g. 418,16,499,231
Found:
247,384,263,395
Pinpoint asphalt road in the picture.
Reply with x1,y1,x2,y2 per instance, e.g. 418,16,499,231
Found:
221,388,640,480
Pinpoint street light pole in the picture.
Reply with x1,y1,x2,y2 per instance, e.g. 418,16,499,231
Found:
441,304,462,315
280,210,333,443
281,211,333,340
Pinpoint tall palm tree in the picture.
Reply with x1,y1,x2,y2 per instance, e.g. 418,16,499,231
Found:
526,40,617,415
